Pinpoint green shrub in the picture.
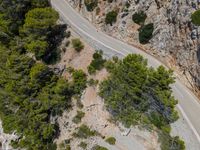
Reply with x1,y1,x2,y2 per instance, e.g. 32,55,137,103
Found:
92,145,108,150
72,38,84,52
72,111,85,124
79,142,87,149
65,31,71,38
104,60,115,72
67,66,75,73
105,137,116,145
84,0,98,12
88,65,96,74
105,10,118,25
31,0,49,7
65,145,71,150
125,1,130,8
59,143,64,149
107,0,113,3
132,11,147,25
73,124,97,138
76,99,84,109
26,40,48,60
88,78,99,86
72,70,87,94
191,9,200,26
87,51,106,74
159,131,185,150
30,63,52,84
23,7,59,31
139,23,154,44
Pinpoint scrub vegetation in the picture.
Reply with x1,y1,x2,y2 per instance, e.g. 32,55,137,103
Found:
191,9,200,26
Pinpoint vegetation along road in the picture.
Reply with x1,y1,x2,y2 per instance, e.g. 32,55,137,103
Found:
51,0,200,143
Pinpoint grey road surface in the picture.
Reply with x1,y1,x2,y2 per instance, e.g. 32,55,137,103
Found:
51,0,200,143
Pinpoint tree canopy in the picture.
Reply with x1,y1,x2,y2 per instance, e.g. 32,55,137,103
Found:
23,7,59,31
26,40,48,59
0,46,87,149
105,10,118,25
0,0,87,149
100,54,184,150
139,23,154,44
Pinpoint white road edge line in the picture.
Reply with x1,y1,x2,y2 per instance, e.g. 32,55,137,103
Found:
53,2,129,56
177,104,200,143
52,1,200,144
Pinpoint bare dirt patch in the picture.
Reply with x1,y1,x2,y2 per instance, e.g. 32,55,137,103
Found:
57,29,95,74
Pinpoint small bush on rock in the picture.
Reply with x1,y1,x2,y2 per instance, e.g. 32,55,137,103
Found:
139,23,154,44
191,9,200,26
132,11,147,25
105,137,116,145
105,11,118,25
84,0,98,12
72,38,84,52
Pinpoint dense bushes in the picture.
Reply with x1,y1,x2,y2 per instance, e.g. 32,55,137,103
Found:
92,145,108,150
72,38,84,52
0,51,67,149
73,124,97,138
139,23,154,44
72,70,87,94
159,131,185,150
105,137,116,145
132,11,147,25
0,0,87,149
84,0,98,12
26,40,48,59
23,7,59,31
191,9,200,26
73,111,85,124
21,7,62,63
107,0,113,3
105,10,118,25
0,0,49,36
100,54,178,127
0,49,87,149
0,2,65,63
88,51,106,74
131,11,154,44
79,141,87,149
99,54,185,150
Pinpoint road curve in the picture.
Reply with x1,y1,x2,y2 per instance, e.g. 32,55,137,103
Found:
51,0,200,142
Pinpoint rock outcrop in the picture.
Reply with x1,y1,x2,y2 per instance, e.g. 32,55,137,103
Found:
67,0,200,95
0,121,18,150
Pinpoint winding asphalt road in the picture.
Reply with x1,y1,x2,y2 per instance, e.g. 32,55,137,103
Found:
51,0,200,143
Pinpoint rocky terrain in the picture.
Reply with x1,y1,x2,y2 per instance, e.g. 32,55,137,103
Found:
67,0,200,96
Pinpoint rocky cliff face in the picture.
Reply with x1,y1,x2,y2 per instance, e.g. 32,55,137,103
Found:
67,0,200,95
